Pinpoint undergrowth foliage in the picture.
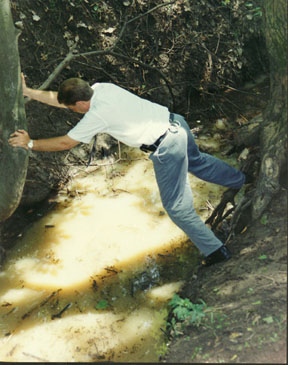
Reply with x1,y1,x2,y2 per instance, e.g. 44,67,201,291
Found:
168,294,211,335
167,294,230,338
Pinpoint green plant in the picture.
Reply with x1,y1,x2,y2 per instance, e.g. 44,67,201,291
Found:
168,294,230,338
245,1,263,18
168,294,210,329
221,0,231,5
190,346,202,361
203,312,228,337
91,2,102,18
156,342,168,359
260,214,268,225
269,333,278,342
263,315,274,324
49,0,55,7
275,314,286,331
95,299,109,310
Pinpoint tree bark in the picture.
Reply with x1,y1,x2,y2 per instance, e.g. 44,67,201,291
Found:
251,0,288,219
0,0,28,222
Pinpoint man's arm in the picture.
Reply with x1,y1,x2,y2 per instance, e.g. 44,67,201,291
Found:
8,129,79,151
22,73,66,108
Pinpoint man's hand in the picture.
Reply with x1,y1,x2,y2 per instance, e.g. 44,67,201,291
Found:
20,72,66,108
21,73,29,97
8,129,30,149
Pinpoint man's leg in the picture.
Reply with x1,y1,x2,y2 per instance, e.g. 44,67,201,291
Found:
172,114,246,189
150,126,223,257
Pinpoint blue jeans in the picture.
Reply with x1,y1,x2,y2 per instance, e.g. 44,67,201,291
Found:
149,114,245,256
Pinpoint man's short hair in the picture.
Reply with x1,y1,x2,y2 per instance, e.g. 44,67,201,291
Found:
57,78,93,105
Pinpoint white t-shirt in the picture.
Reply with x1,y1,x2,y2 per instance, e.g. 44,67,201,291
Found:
68,83,170,147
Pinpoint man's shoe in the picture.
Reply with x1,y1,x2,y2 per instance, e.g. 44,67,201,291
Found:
203,245,231,266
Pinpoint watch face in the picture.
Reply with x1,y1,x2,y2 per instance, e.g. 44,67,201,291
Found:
28,140,33,148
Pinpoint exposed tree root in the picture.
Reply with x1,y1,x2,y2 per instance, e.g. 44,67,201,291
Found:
205,187,240,231
205,147,259,234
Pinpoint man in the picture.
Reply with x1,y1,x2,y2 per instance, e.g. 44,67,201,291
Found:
9,75,245,266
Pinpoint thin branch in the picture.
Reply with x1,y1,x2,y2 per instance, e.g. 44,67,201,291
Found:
126,1,176,25
24,44,77,104
38,44,77,90
215,34,221,54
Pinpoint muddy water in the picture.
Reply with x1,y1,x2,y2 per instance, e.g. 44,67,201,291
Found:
0,146,229,362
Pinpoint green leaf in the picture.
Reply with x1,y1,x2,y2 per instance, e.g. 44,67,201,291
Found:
263,316,274,324
258,255,267,260
173,306,191,321
260,214,268,225
95,299,108,310
169,294,182,308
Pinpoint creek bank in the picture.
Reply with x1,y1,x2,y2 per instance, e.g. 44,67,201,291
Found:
163,188,287,364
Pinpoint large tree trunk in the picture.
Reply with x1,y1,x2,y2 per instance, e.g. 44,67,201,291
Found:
206,0,287,233
0,0,28,223
251,0,287,219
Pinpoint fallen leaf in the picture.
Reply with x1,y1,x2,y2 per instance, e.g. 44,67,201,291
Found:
229,332,243,339
240,226,247,234
103,27,116,34
32,14,40,21
263,316,274,324
252,314,261,325
77,22,88,28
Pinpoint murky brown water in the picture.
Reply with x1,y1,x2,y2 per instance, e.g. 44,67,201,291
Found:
0,147,230,362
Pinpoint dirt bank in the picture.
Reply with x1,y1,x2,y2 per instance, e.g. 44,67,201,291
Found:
164,188,287,364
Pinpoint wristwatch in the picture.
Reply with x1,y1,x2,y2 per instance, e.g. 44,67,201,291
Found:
27,139,34,149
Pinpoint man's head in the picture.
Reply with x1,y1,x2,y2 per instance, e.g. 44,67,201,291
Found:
57,78,93,113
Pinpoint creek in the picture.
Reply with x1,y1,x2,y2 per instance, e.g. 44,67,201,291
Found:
0,140,240,362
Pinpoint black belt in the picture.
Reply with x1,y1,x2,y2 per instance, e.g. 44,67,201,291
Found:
140,130,168,152
140,113,174,153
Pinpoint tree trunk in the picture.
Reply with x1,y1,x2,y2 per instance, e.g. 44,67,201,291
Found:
251,0,288,219
0,0,28,223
